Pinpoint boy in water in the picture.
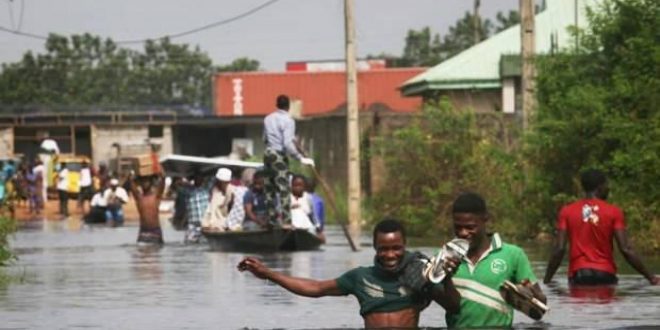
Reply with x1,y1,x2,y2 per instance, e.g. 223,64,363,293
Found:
129,173,165,245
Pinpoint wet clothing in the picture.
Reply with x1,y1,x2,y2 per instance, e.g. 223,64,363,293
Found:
558,199,625,278
336,251,435,316
84,192,107,223
137,227,164,245
446,233,538,329
183,184,210,242
569,268,618,285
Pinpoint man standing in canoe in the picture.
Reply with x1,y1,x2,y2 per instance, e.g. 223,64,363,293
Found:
238,218,461,328
262,94,315,226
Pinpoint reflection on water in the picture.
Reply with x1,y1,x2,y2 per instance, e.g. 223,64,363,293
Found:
1,220,658,329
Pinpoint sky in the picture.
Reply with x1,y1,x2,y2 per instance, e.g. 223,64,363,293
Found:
0,0,520,70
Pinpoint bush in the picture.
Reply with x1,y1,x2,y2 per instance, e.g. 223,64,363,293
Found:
528,0,660,251
370,99,535,239
0,216,17,266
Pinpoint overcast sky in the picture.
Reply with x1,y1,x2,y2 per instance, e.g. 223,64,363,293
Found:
0,0,520,70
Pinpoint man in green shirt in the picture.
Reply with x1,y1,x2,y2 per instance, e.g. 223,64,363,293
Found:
238,218,461,328
446,192,547,328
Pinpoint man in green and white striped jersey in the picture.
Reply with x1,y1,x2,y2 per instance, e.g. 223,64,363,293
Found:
446,192,547,328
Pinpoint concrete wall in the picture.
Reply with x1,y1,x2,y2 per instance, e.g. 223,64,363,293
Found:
434,89,503,113
0,127,13,156
91,125,173,166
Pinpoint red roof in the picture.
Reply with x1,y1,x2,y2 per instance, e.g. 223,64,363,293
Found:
214,68,425,117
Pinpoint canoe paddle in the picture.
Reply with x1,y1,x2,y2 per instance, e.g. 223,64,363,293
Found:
297,147,358,252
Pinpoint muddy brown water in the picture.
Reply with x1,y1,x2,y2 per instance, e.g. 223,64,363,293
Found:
1,219,658,329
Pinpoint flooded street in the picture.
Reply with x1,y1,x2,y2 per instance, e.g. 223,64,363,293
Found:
1,220,659,329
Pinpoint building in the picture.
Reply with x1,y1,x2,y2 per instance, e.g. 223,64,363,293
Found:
400,0,601,114
213,68,425,188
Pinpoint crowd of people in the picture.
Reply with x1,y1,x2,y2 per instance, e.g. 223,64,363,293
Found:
0,156,135,227
170,167,325,243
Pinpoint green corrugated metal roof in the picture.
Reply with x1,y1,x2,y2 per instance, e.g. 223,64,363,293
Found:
401,0,602,96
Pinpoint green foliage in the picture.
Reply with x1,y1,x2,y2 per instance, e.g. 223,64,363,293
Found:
372,9,521,67
0,216,17,266
0,34,260,110
370,99,529,238
529,0,660,250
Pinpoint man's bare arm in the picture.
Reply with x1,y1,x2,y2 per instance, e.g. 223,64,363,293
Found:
544,230,567,283
614,229,659,285
238,257,344,297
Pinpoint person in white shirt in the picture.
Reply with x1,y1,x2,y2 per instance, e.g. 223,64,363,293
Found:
56,165,70,217
84,190,108,223
78,161,93,213
202,167,235,231
289,175,316,234
103,178,129,226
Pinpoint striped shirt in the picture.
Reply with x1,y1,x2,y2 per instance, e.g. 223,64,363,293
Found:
184,186,210,224
446,233,538,328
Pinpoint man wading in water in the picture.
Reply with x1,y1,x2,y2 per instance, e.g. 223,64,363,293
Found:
238,219,461,328
130,173,165,245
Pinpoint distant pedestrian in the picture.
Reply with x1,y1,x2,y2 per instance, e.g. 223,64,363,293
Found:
78,161,93,214
104,178,129,226
56,164,69,217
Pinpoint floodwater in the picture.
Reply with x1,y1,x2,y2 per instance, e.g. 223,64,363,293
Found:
1,219,659,330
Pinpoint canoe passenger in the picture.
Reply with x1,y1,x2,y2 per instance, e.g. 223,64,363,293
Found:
242,171,268,231
290,174,316,233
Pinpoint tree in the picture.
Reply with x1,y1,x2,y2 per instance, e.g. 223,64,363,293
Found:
0,34,260,111
494,10,520,32
529,0,660,249
376,9,519,68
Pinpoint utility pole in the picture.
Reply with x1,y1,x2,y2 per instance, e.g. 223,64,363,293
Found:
344,0,361,249
473,0,481,45
520,0,535,131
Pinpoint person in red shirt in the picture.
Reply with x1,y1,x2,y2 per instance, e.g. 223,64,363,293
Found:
544,169,658,285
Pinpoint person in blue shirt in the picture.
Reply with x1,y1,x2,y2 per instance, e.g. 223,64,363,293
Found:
262,94,315,226
306,177,325,235
243,171,268,231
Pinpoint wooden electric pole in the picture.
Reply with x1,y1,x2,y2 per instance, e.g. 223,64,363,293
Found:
473,0,481,45
344,0,361,249
520,0,535,131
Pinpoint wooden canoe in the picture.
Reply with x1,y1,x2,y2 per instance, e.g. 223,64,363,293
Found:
202,228,324,252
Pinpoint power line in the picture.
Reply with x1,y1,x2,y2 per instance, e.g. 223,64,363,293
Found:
0,0,281,44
